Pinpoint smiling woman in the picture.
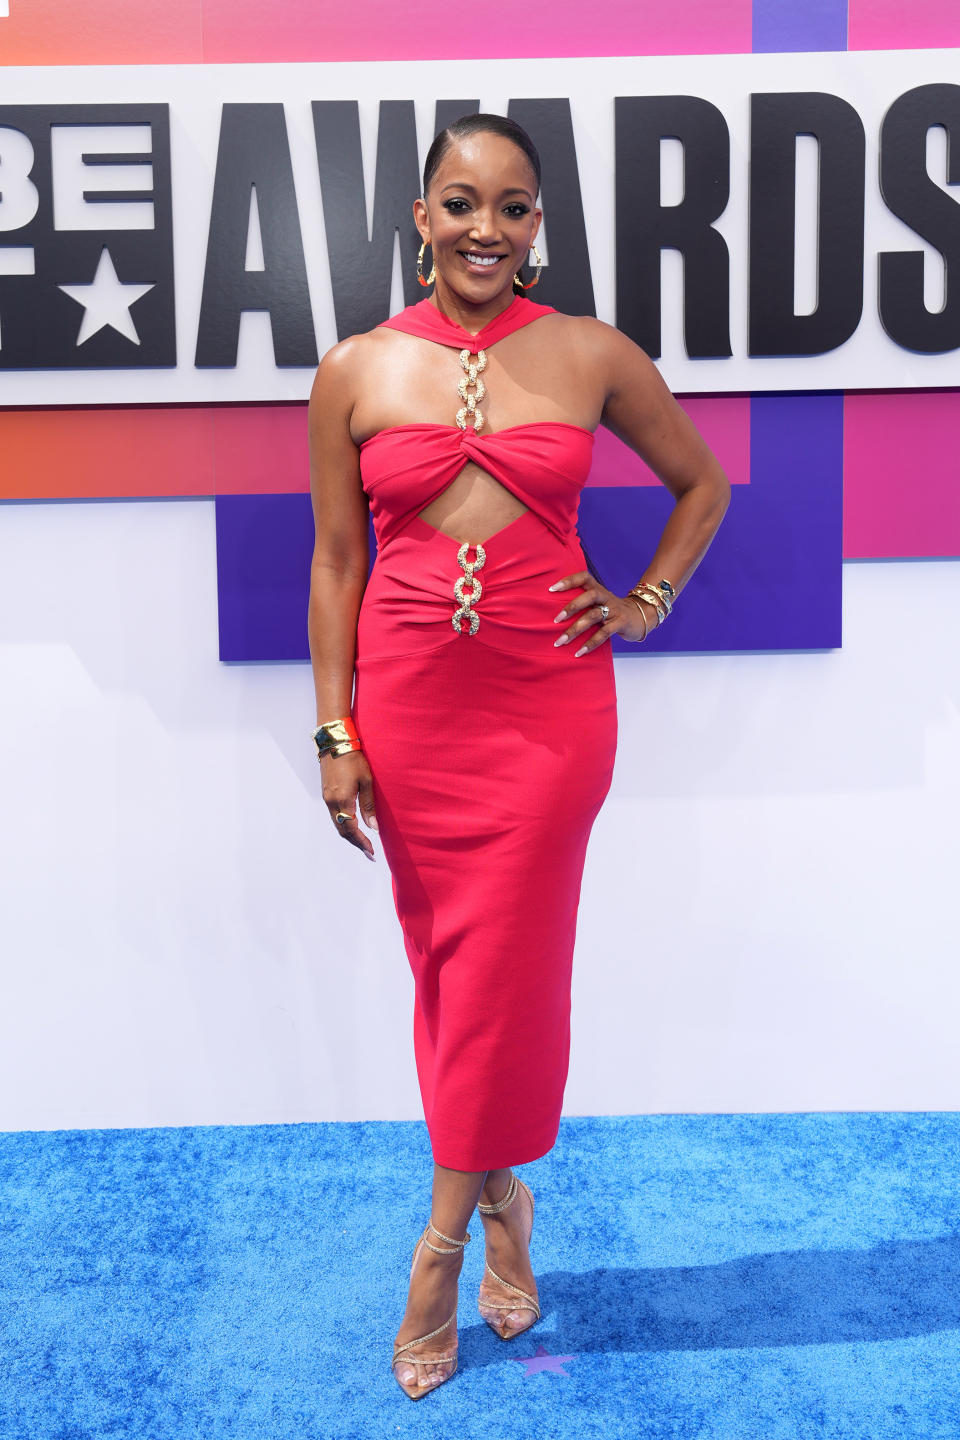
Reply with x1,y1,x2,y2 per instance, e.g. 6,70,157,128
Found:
305,111,730,1401
420,111,544,296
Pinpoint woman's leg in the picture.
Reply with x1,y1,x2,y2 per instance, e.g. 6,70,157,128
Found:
477,1167,539,1332
479,1167,513,1206
393,1162,488,1389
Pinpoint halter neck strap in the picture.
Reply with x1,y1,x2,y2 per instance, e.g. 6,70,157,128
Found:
378,295,555,350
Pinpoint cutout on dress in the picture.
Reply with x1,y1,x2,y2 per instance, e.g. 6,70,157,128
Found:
416,461,530,545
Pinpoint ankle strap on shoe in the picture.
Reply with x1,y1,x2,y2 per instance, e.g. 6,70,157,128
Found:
477,1172,518,1215
423,1221,472,1255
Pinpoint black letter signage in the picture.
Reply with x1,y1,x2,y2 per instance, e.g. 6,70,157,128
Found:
750,92,865,357
615,95,732,359
879,83,960,354
313,100,425,342
195,103,317,368
507,99,596,317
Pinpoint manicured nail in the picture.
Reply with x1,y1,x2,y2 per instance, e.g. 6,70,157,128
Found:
574,646,587,657
548,582,562,592
553,611,568,623
368,815,379,831
365,851,376,862
554,634,569,647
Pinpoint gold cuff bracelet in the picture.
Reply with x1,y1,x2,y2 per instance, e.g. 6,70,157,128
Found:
312,716,362,761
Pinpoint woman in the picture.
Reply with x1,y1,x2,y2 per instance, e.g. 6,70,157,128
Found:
307,113,729,1400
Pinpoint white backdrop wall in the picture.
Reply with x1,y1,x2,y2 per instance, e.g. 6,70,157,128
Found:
1,497,958,1132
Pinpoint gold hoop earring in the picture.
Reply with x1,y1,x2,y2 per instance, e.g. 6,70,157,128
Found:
416,241,436,287
516,244,542,290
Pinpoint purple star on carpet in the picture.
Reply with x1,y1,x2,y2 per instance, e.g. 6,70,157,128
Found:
512,1343,576,1377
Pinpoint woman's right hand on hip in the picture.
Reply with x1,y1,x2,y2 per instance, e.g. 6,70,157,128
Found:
321,751,379,862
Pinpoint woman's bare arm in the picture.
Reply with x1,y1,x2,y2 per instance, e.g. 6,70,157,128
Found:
550,319,731,653
599,322,731,596
307,338,378,858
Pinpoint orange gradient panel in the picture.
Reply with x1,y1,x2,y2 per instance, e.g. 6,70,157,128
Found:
0,0,203,64
2,400,750,500
0,408,214,499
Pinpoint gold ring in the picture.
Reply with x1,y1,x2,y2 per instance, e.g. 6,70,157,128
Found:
335,811,352,825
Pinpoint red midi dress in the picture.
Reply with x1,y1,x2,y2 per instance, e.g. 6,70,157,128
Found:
351,296,618,1171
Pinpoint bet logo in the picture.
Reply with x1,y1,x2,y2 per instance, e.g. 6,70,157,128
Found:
0,105,175,368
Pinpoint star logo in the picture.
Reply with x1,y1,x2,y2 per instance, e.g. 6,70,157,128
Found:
511,1343,577,1378
59,247,155,346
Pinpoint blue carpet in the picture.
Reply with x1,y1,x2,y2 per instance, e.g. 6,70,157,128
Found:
2,1113,960,1439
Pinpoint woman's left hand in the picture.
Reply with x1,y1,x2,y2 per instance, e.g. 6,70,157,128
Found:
548,571,653,655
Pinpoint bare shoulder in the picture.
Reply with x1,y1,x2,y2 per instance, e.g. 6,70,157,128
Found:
537,311,651,369
537,312,660,404
314,330,409,435
548,312,652,362
310,328,382,397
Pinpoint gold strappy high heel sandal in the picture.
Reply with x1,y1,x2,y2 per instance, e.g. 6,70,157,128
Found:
391,1221,471,1400
476,1173,541,1340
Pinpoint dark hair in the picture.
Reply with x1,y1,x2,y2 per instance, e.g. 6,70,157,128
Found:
422,113,541,199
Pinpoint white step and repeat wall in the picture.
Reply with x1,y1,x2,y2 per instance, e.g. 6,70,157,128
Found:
1,497,957,1130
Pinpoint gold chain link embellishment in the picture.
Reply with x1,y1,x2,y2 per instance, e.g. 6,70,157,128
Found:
452,542,486,635
456,348,487,432
451,347,487,631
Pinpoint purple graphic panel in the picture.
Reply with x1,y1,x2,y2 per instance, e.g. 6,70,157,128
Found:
215,493,313,662
216,394,842,659
215,498,377,662
582,392,843,654
753,0,847,51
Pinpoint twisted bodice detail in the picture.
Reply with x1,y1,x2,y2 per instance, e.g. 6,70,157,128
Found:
360,296,593,548
359,421,594,549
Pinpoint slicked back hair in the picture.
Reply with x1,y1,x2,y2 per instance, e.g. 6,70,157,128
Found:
422,113,541,199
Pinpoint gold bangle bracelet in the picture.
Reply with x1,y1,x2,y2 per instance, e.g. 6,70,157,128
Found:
648,590,672,616
629,579,674,617
634,581,672,614
638,583,671,615
629,588,666,625
630,590,662,624
628,598,649,641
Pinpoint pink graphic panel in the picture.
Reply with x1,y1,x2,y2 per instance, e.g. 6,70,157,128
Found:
848,0,960,49
844,391,960,558
200,0,751,63
213,405,309,495
587,397,750,488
